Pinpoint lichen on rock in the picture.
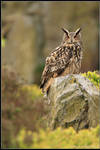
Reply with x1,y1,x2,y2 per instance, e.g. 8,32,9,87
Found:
47,74,100,132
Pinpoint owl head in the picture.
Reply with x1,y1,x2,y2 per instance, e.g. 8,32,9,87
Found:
61,28,82,45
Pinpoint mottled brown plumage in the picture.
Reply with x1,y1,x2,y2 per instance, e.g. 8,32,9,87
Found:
40,28,83,93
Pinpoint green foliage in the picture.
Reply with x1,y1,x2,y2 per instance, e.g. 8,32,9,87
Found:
17,126,100,149
34,62,45,75
34,62,45,85
82,71,100,88
2,68,100,148
2,66,49,148
21,84,43,100
2,38,5,48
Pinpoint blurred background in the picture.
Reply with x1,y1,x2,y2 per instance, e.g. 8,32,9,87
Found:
1,1,99,148
2,1,99,85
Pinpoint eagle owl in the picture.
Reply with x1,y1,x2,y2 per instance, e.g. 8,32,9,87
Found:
40,28,83,94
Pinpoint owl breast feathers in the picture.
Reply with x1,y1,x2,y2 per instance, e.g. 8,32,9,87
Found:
40,28,83,93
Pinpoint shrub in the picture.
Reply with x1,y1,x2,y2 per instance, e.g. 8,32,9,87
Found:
2,38,5,48
16,126,100,149
21,84,43,100
82,71,100,88
2,67,100,148
2,66,49,148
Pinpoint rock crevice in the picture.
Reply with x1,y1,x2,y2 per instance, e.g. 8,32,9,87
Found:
47,74,100,132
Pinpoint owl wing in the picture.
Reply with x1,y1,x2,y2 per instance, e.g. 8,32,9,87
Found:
40,45,73,89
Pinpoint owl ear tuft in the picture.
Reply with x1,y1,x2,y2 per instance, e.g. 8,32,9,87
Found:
61,28,69,36
75,28,82,37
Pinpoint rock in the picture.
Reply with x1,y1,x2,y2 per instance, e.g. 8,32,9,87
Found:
47,74,100,132
2,13,45,84
2,2,45,84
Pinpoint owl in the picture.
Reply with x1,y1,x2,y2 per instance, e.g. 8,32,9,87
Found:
40,28,83,94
